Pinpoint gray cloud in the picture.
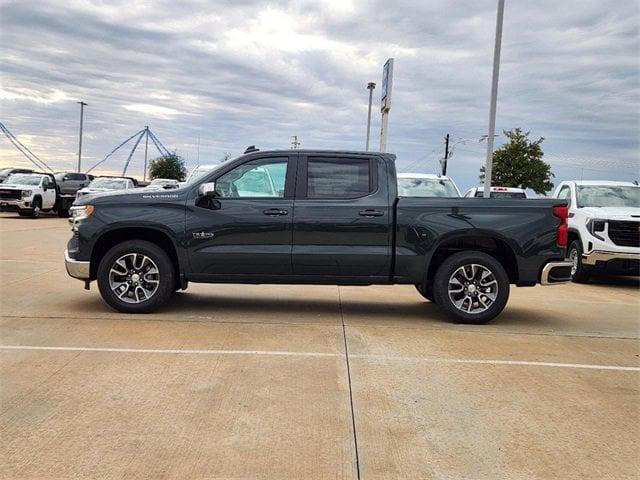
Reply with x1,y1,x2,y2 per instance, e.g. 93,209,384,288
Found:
0,0,638,190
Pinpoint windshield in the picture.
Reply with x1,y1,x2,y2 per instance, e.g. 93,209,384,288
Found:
89,178,128,189
577,185,639,208
474,191,526,199
398,177,459,197
6,174,42,186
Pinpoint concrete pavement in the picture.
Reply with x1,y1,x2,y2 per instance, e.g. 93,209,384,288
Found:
0,213,638,479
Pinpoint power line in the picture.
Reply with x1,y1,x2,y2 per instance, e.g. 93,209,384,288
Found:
121,130,146,176
86,127,172,175
147,129,171,157
0,121,54,173
85,129,146,173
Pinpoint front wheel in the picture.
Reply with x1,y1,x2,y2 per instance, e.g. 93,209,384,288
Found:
97,240,175,313
568,240,591,283
29,197,42,218
432,251,510,324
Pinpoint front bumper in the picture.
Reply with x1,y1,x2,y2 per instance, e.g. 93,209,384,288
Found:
582,250,640,266
64,249,90,280
0,199,29,211
540,260,573,285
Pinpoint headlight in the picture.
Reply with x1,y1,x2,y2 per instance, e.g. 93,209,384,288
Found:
21,190,32,198
70,205,94,221
586,218,606,240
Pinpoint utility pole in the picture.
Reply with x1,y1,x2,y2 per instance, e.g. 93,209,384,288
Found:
290,135,301,149
483,0,505,198
443,133,450,176
365,82,376,151
76,101,87,172
142,126,149,182
379,58,394,152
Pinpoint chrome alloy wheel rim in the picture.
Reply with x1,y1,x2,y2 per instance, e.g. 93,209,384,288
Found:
569,248,579,276
448,263,498,314
108,253,160,304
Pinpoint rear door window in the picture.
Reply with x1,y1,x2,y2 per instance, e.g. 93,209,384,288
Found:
306,157,372,199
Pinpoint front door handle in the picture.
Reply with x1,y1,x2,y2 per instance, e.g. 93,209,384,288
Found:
263,208,288,216
359,209,384,217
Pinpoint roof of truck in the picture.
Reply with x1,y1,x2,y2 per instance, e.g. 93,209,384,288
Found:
565,180,638,187
242,149,396,158
468,186,526,192
398,173,453,180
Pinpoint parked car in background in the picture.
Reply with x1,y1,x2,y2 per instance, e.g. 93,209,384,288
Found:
464,186,529,199
54,172,93,196
145,178,180,190
76,177,136,200
0,172,75,217
0,167,34,183
397,173,461,197
185,164,220,184
554,180,639,282
65,148,572,324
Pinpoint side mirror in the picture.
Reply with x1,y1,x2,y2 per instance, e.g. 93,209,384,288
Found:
63,176,70,181
198,182,216,197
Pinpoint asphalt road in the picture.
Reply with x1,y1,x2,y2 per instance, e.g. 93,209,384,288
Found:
0,213,638,479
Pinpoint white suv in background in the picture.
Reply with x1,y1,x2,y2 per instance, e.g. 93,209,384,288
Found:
554,181,639,281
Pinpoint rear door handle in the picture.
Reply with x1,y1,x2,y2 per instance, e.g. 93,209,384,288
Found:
263,208,288,216
359,209,384,217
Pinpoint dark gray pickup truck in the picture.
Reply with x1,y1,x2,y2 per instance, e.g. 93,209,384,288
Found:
65,149,572,323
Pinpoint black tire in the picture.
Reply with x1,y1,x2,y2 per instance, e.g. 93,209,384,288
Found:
415,283,435,302
29,197,42,218
432,251,510,324
568,240,591,283
97,240,174,313
57,205,70,218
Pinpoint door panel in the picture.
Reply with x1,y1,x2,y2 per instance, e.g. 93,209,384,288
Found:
292,155,392,277
186,155,296,276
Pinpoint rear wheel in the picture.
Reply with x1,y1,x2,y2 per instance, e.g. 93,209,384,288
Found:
97,240,174,313
433,251,510,324
568,240,591,283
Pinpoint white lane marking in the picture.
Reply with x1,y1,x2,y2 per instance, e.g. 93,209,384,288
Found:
352,355,640,372
0,345,638,371
0,345,336,358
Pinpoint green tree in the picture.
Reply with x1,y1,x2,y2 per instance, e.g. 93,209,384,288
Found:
480,128,554,194
148,153,187,181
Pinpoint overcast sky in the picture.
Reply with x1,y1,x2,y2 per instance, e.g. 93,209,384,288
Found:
0,0,638,191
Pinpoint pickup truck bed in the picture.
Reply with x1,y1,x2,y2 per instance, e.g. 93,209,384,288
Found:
65,149,572,323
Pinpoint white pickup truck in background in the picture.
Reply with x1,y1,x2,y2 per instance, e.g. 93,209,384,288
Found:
463,186,529,198
0,172,75,218
554,180,639,281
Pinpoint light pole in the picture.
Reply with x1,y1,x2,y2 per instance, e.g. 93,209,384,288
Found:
142,126,149,182
483,0,505,198
77,101,87,172
365,82,376,151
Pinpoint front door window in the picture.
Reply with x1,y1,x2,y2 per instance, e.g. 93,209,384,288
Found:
215,158,288,198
